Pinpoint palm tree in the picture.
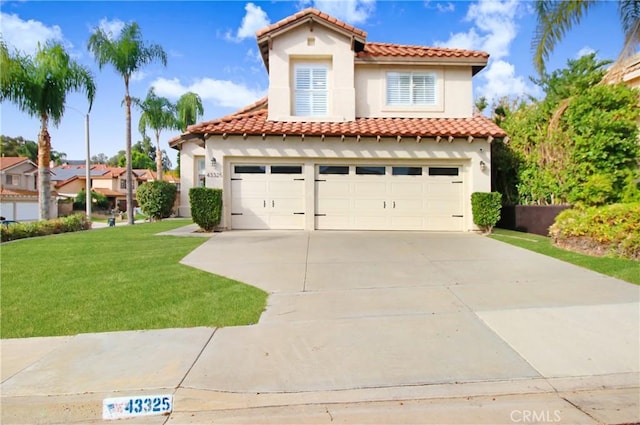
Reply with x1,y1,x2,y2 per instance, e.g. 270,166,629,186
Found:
0,41,95,220
133,87,177,181
175,92,204,131
533,0,640,74
87,22,167,224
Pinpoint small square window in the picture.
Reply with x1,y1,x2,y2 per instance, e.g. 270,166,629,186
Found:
234,165,266,174
356,166,385,175
271,165,302,174
428,167,459,176
319,165,349,175
392,167,422,176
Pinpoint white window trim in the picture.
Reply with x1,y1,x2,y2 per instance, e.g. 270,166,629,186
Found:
196,156,206,187
383,69,444,112
293,63,329,117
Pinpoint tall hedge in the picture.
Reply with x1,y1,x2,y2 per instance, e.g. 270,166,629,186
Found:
136,181,177,220
189,187,222,231
471,192,502,234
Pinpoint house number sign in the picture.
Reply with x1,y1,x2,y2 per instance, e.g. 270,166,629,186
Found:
206,171,222,178
102,394,173,420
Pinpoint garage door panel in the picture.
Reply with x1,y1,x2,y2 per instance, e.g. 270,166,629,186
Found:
0,202,15,220
16,202,38,221
231,164,304,230
232,214,269,230
353,181,386,196
315,164,464,232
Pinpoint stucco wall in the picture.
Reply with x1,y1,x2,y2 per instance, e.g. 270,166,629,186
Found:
177,135,491,231
355,65,473,118
177,142,206,217
268,23,355,122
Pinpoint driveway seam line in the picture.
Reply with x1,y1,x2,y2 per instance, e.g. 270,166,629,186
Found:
302,232,311,292
176,328,218,391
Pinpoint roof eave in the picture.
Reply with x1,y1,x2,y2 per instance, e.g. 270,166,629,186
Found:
355,56,488,74
257,17,366,73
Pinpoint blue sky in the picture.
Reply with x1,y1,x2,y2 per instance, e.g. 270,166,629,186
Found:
0,0,624,162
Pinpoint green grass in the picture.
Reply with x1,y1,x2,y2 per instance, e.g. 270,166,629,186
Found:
490,228,640,285
0,220,268,338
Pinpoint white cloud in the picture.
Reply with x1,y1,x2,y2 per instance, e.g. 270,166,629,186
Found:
226,3,270,42
97,17,125,37
476,60,534,101
576,45,595,58
151,77,266,109
310,0,375,25
435,0,518,61
434,1,538,103
436,2,455,13
0,12,64,54
245,47,263,63
131,71,147,82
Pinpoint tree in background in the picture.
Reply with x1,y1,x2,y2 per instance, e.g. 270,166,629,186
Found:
0,41,95,220
91,152,109,164
533,0,639,74
1,136,67,165
88,22,167,224
493,54,639,206
176,92,204,131
133,87,177,181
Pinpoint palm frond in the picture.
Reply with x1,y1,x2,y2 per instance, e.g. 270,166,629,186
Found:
532,0,596,75
176,91,204,131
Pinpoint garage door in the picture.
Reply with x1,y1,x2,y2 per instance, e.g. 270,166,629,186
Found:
230,164,305,229
315,165,463,231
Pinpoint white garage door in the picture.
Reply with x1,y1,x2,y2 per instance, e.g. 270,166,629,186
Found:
230,164,305,229
315,165,464,231
16,202,39,221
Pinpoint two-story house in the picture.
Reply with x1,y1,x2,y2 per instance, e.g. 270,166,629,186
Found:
170,8,506,231
0,156,57,221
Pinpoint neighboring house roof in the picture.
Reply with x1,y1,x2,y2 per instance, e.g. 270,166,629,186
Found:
50,164,110,181
603,53,640,85
0,188,39,197
170,103,506,147
0,156,36,171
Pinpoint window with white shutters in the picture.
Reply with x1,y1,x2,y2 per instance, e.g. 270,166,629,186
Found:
294,65,328,116
386,72,436,106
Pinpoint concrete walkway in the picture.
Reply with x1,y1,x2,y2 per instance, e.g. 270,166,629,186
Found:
1,230,638,424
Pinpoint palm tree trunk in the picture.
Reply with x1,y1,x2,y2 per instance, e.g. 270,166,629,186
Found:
38,114,51,221
125,81,134,225
155,130,163,181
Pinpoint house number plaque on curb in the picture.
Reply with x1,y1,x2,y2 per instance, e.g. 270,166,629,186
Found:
102,394,173,420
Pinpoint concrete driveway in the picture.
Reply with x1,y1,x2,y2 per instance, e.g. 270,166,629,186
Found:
2,230,639,424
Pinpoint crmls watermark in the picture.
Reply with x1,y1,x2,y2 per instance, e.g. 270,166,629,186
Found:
510,410,562,423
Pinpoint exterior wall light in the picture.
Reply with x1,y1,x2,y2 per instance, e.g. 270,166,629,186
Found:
210,157,217,166
479,160,486,171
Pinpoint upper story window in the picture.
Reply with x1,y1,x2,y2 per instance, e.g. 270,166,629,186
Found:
294,64,328,116
5,174,20,186
386,72,436,106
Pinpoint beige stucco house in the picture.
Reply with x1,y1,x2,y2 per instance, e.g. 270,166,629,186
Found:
0,156,57,221
170,8,506,231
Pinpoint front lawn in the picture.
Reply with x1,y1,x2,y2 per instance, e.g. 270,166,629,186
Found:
0,220,268,338
490,228,640,285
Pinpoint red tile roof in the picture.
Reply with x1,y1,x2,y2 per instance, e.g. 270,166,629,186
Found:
171,103,506,146
256,8,367,39
0,188,39,197
93,187,125,197
357,42,489,61
0,156,32,171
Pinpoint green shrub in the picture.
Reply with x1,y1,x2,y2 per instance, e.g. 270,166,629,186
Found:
1,214,91,242
471,192,502,234
189,187,222,232
136,181,177,221
549,203,640,260
73,189,110,210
